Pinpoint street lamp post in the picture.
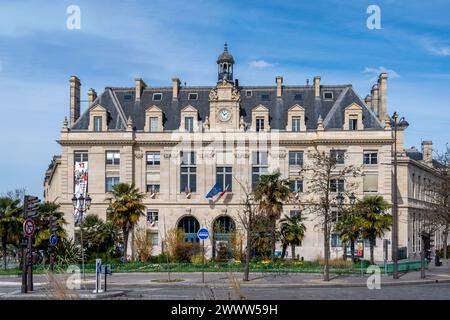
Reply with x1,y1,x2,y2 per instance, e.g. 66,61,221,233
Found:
391,112,409,280
72,194,91,281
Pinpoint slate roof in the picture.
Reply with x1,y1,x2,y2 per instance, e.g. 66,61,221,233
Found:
71,83,384,131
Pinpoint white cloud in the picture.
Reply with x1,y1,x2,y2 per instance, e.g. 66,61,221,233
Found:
248,60,274,69
363,66,400,81
420,38,450,57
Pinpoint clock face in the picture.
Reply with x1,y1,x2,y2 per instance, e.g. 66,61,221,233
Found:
218,108,231,122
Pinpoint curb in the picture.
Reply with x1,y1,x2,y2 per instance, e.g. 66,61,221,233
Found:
108,278,450,289
0,290,125,300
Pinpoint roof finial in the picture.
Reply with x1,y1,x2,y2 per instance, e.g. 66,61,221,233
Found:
224,42,228,52
62,116,69,132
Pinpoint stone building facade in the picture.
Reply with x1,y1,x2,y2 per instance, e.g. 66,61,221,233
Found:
44,44,445,261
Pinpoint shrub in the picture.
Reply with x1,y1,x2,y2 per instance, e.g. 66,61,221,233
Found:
134,226,153,262
165,228,183,260
151,253,169,264
191,253,204,264
174,242,200,263
314,256,354,268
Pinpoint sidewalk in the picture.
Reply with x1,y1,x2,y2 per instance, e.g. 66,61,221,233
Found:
1,260,449,297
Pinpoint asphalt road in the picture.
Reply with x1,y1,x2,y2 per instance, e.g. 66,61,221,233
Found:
115,283,450,300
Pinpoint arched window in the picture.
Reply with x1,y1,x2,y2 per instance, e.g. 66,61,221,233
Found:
213,216,235,240
178,216,200,243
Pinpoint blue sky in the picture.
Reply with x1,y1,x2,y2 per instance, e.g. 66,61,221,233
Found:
0,0,449,197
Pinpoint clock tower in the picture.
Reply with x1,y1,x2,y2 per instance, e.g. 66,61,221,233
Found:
209,43,241,131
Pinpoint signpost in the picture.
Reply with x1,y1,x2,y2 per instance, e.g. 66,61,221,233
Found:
94,258,103,293
23,219,35,237
49,234,58,246
197,228,209,284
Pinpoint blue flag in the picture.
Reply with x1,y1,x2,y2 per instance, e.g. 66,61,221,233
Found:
206,182,223,198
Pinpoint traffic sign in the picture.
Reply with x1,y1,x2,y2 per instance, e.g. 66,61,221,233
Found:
49,234,58,246
23,219,35,237
197,228,209,240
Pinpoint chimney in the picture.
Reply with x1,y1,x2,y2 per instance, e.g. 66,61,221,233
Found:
364,94,372,109
135,78,147,101
421,141,433,165
87,88,97,107
378,73,388,121
276,76,283,97
371,84,379,116
314,76,321,98
69,76,81,127
172,78,181,100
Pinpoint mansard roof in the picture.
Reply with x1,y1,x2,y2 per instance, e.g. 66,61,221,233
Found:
71,83,384,131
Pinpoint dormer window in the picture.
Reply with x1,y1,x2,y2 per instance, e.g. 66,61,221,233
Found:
152,93,163,101
188,93,198,100
246,90,252,97
349,118,358,131
93,116,102,132
323,91,333,100
261,93,270,101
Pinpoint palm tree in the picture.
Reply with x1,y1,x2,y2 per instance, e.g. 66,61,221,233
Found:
279,213,307,260
335,213,364,261
254,171,291,261
356,196,392,264
34,202,67,259
109,183,145,262
0,197,22,270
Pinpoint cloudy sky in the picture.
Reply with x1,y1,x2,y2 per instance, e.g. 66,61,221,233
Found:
0,0,449,196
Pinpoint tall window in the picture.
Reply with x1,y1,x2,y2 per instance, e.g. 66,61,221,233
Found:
146,152,160,166
349,118,358,131
331,234,342,247
149,117,159,132
105,176,120,192
256,117,265,132
290,210,301,218
74,152,88,163
289,151,303,166
93,116,102,132
216,167,233,192
146,184,160,193
363,152,378,165
180,151,196,192
289,179,303,193
106,151,120,165
252,151,268,191
330,179,345,193
292,117,301,132
147,210,159,223
330,150,345,164
185,117,194,132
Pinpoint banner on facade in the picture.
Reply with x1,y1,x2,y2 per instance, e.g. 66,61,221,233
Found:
74,161,88,224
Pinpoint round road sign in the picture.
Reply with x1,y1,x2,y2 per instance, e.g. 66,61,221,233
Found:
49,234,58,246
23,219,35,237
197,228,209,240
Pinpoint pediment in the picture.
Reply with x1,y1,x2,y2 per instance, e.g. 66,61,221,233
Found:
252,104,269,112
288,104,305,112
181,105,198,113
145,105,163,113
90,104,107,112
345,102,362,111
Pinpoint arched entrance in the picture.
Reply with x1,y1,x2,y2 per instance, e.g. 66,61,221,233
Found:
212,216,235,258
178,216,200,243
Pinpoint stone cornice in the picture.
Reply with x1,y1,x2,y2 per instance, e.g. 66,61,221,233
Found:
57,140,135,146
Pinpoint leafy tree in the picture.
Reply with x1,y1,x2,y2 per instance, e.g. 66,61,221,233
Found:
254,171,291,261
0,197,22,270
355,196,392,264
76,214,122,262
300,148,360,281
279,213,307,260
109,183,146,262
56,237,81,265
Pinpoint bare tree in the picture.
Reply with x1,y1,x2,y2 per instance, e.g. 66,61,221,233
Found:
300,147,360,281
426,145,450,259
233,177,258,282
